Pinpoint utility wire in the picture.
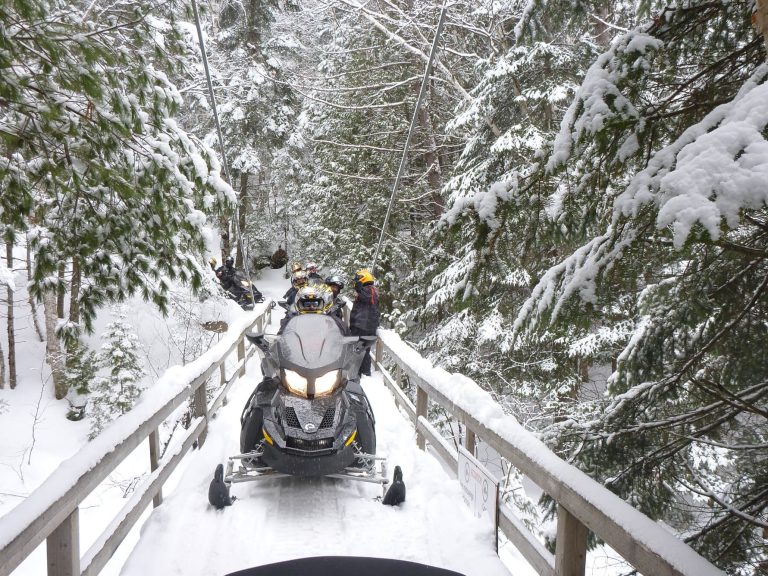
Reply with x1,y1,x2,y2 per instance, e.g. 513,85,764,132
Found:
369,0,449,276
191,0,257,305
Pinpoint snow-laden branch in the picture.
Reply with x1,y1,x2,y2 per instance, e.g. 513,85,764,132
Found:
615,64,768,248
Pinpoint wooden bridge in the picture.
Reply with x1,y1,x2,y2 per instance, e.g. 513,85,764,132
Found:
0,300,724,576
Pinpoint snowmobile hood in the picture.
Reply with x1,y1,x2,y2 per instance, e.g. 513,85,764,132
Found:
277,315,346,375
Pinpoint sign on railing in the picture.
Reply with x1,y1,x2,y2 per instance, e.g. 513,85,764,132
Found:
458,446,499,549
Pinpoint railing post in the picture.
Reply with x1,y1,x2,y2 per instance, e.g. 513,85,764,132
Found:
47,507,79,576
193,379,208,447
238,336,246,377
416,386,428,450
465,427,476,457
374,338,383,372
555,503,588,576
220,363,227,406
149,429,163,507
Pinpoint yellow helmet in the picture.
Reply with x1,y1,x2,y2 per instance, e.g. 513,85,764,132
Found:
295,285,333,314
209,257,217,266
354,268,375,285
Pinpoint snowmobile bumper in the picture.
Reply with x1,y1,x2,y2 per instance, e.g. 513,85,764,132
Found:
261,438,358,477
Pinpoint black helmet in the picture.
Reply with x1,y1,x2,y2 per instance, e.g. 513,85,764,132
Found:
225,256,234,267
325,275,345,291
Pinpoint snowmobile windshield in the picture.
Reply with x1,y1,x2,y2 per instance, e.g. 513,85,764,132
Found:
277,314,346,375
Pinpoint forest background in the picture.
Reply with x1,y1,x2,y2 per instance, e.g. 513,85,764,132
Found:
1,0,767,573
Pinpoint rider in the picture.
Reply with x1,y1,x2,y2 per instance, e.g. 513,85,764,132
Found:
305,261,323,284
325,275,346,320
218,256,237,291
283,270,308,307
350,268,380,377
209,256,236,290
279,283,344,333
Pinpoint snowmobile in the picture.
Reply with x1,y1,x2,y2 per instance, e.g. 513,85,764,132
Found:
224,270,264,310
208,313,401,507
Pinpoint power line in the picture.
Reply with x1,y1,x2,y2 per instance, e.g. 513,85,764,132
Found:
369,0,449,276
190,0,256,302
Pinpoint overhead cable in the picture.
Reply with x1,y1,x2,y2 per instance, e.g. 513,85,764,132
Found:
370,0,449,275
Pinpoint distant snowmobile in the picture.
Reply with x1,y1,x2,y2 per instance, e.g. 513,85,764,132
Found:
208,313,400,507
225,270,264,310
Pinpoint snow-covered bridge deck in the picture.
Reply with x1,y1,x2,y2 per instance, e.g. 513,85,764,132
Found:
118,363,510,576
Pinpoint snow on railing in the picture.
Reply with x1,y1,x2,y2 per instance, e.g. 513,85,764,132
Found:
371,329,725,576
0,302,273,576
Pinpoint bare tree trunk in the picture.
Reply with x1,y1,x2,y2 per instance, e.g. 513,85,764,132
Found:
219,214,231,261
6,243,16,389
43,289,66,399
235,172,248,269
756,0,768,56
416,86,444,218
26,244,44,342
56,262,65,319
0,334,5,389
69,257,81,325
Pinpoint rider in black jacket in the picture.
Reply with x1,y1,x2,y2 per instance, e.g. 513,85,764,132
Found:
349,268,380,376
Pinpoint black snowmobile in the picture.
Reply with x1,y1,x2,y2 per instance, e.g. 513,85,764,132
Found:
224,270,264,310
208,313,402,507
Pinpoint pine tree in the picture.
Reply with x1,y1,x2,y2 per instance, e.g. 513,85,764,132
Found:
90,309,145,437
509,0,768,570
63,337,98,421
0,0,235,333
0,0,236,397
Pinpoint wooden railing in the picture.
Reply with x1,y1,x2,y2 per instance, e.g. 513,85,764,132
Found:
371,329,725,576
0,303,272,576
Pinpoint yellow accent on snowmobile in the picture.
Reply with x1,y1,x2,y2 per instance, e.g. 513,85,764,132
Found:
345,430,357,447
262,428,273,445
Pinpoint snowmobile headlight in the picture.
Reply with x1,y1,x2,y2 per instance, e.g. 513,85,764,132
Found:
314,370,341,397
283,369,309,397
240,280,250,288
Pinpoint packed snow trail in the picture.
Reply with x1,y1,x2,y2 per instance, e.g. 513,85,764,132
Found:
119,269,510,576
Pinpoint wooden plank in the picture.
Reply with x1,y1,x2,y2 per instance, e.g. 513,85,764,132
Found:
148,430,162,507
379,364,416,423
416,416,457,469
219,363,227,406
416,387,428,451
498,506,556,576
555,504,588,576
192,378,208,447
80,418,206,576
465,427,476,457
46,508,79,576
374,338,383,371
209,345,256,417
237,338,246,378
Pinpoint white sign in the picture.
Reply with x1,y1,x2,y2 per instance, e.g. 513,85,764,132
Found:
458,445,499,533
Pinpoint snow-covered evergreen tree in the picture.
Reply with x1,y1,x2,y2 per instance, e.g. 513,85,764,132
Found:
0,0,235,397
90,308,145,437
